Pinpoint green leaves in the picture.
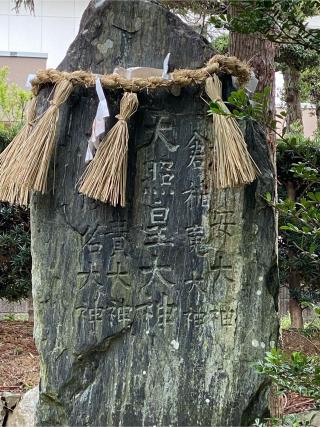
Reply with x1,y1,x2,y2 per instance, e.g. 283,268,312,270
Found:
227,88,248,106
208,101,229,117
227,0,320,54
291,350,308,367
212,33,229,54
255,348,320,399
0,75,32,301
308,192,320,202
280,223,301,233
0,215,31,301
277,126,320,302
290,163,320,182
264,192,272,203
208,86,272,129
0,67,31,126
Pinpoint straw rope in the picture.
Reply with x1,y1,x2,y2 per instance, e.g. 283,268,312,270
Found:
79,92,139,206
0,54,256,207
205,75,260,188
8,80,73,198
31,55,251,95
0,97,37,206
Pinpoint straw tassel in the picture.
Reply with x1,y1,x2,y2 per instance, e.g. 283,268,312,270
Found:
0,97,37,205
205,75,260,189
11,79,73,196
79,92,139,207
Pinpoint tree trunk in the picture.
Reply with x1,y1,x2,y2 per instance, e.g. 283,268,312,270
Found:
316,103,320,131
288,284,304,329
283,67,303,132
229,9,276,147
285,181,303,329
27,295,34,322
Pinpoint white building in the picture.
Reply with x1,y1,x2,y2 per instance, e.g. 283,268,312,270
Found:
0,0,90,85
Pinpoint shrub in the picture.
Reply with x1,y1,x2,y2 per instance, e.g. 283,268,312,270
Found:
0,67,32,302
0,204,31,301
255,348,320,399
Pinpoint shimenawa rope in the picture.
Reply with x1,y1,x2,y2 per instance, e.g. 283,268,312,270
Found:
0,97,37,205
205,75,260,188
79,92,139,207
31,55,251,95
0,54,258,207
11,79,73,197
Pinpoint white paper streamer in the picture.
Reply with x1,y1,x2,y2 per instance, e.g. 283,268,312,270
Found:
246,72,259,94
25,73,36,89
232,71,258,95
162,53,171,80
85,77,110,163
305,16,320,30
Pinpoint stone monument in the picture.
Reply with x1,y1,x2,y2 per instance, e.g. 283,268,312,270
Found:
31,1,278,425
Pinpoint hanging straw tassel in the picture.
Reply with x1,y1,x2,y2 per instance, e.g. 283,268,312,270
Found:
79,92,139,207
205,75,260,189
0,97,37,205
0,97,37,165
11,79,73,196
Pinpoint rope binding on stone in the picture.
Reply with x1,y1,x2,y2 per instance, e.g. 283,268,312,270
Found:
31,55,251,96
0,54,259,207
79,92,139,207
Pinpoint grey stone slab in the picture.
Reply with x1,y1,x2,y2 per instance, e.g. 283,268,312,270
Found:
31,1,278,426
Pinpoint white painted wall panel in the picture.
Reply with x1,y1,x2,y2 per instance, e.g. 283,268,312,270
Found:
0,0,9,15
75,0,88,18
0,15,9,50
2,1,91,67
42,16,77,66
42,1,75,18
9,15,42,52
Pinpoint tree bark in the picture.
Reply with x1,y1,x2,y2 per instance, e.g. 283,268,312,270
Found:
229,10,276,147
283,67,303,132
288,283,304,329
285,181,303,329
316,104,320,131
27,295,34,322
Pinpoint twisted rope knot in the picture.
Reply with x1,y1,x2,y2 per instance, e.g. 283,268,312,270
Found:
115,114,127,122
49,100,59,108
31,55,251,94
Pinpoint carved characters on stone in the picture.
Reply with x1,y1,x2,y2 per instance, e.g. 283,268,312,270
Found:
75,113,240,339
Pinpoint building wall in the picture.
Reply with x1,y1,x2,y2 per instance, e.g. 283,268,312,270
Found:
0,0,89,68
0,300,29,319
301,109,317,138
0,54,47,86
277,107,318,138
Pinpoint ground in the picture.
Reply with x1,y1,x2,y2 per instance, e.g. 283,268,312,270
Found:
272,329,320,417
281,329,320,356
0,321,319,416
0,320,39,393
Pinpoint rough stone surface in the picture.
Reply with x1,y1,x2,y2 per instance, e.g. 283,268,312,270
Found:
6,387,38,427
0,393,20,411
292,410,320,426
0,392,21,426
1,399,6,426
31,1,278,426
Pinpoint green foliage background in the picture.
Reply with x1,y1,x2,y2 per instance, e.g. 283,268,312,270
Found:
277,124,320,303
0,67,31,301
